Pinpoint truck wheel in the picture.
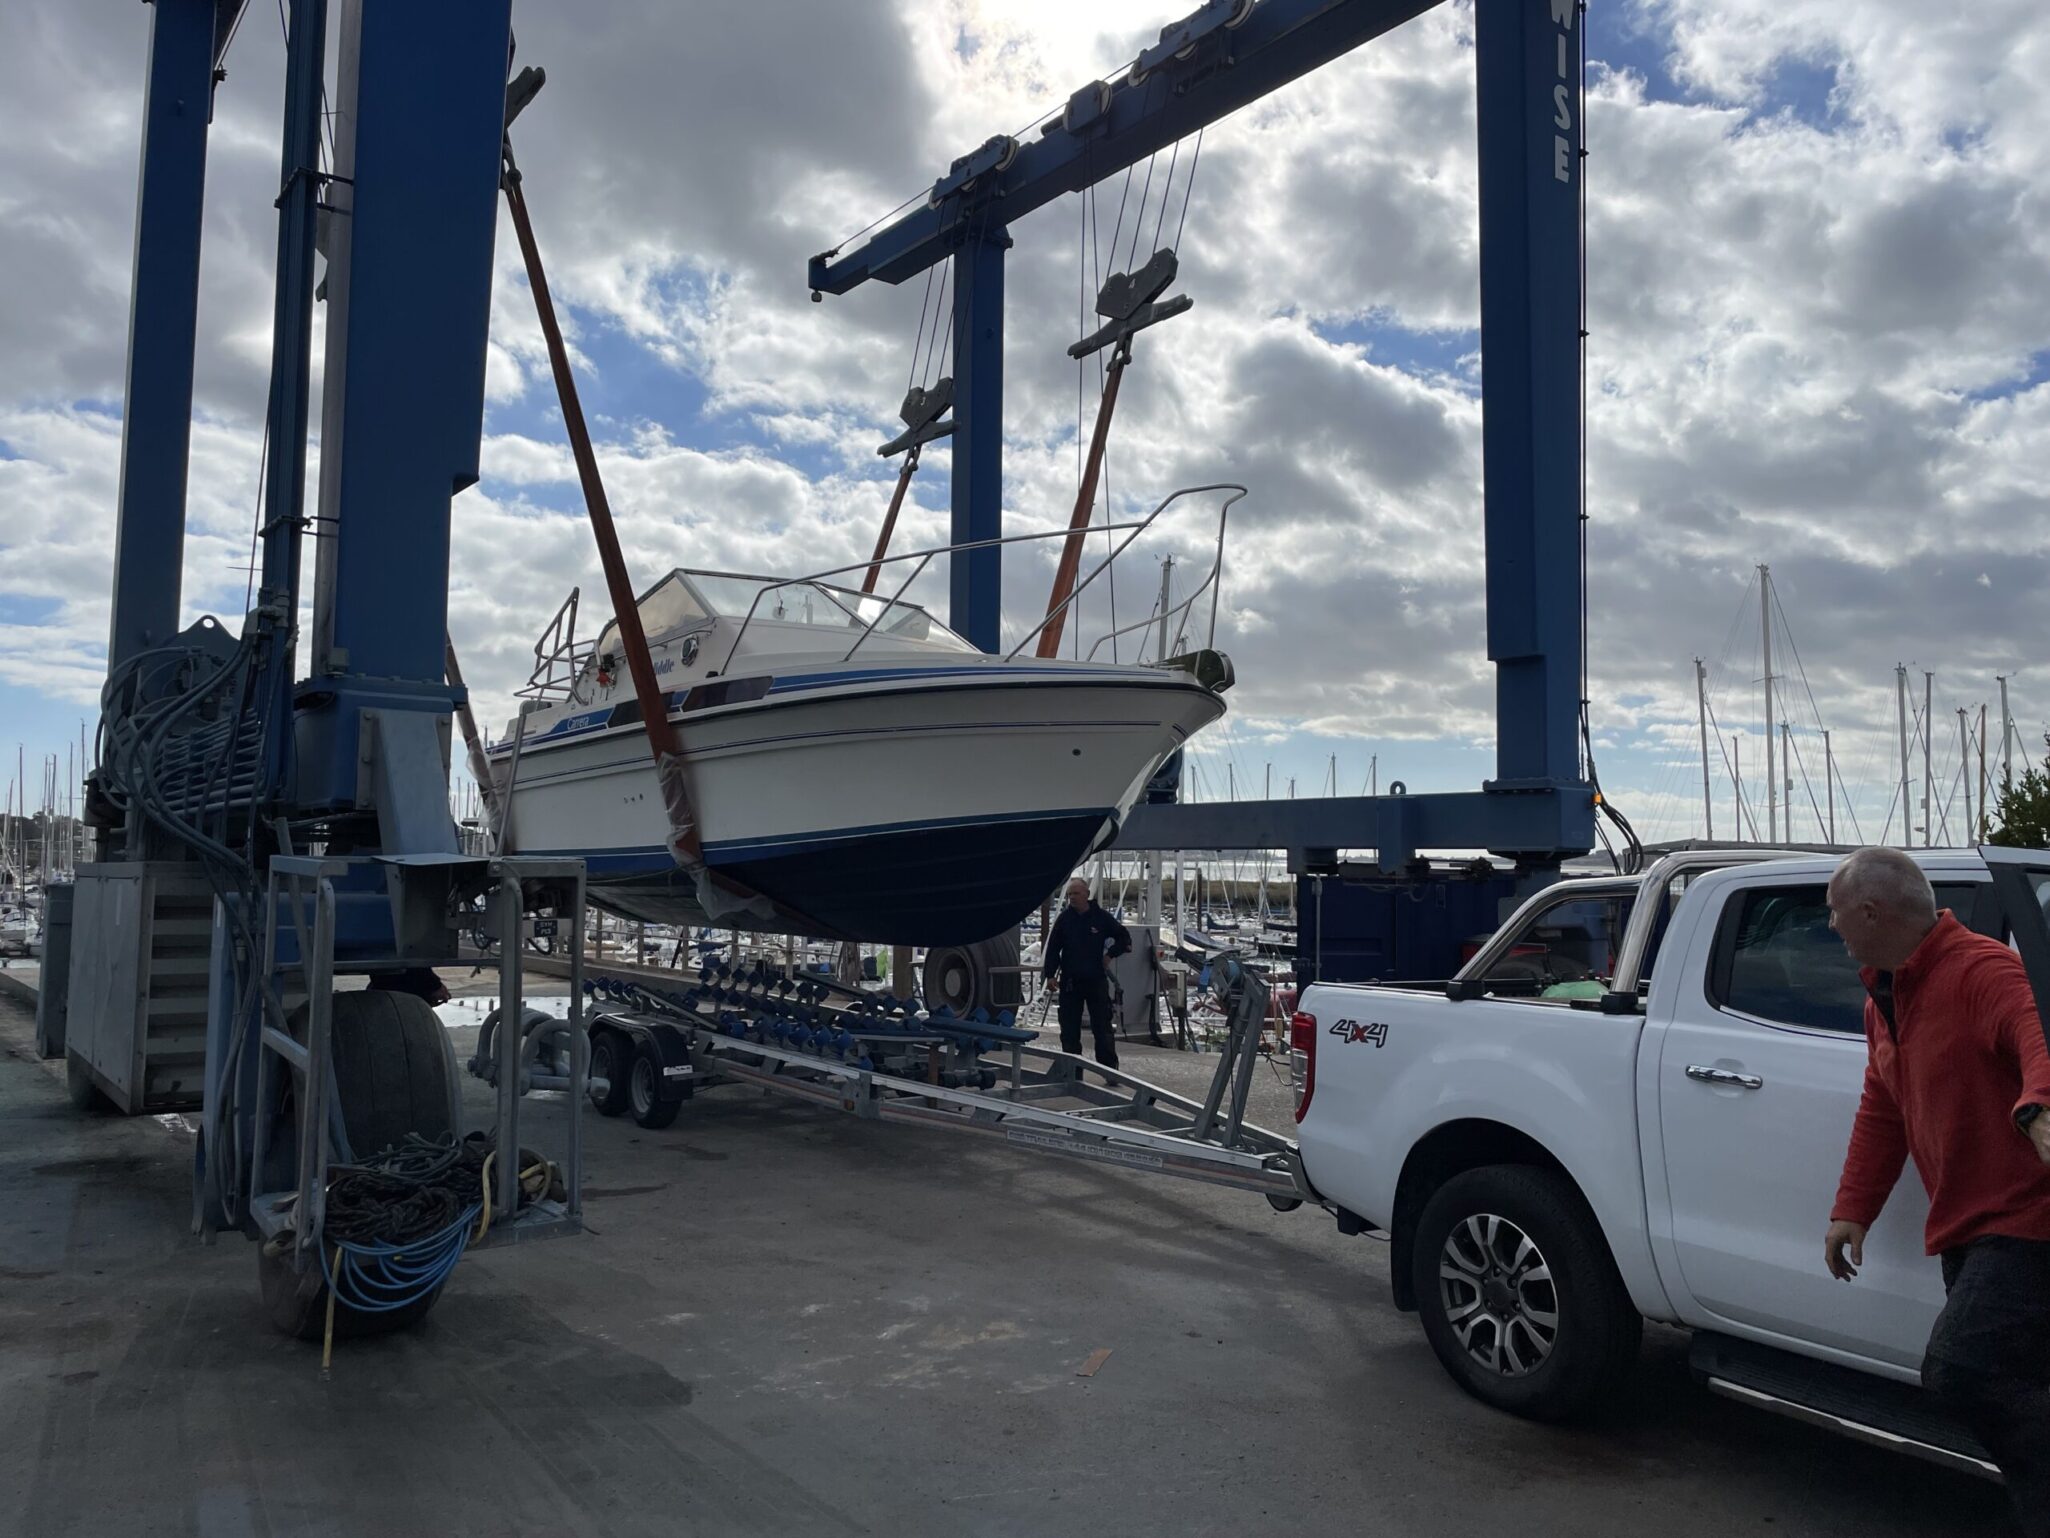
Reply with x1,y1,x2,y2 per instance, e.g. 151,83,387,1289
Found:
1411,1165,1640,1422
587,1028,633,1116
259,991,457,1341
628,1042,680,1130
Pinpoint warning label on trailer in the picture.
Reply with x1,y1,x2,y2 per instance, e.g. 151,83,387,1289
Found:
1005,1128,1165,1170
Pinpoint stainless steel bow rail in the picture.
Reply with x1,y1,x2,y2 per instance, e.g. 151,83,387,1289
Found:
541,950,1315,1205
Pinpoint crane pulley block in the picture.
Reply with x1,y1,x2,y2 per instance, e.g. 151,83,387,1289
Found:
1129,0,1255,86
1069,248,1193,360
929,134,1021,208
877,377,955,458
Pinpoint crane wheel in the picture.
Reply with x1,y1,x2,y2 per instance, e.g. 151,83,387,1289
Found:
259,989,458,1340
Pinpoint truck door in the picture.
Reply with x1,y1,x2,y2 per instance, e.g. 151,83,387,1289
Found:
1653,872,1989,1372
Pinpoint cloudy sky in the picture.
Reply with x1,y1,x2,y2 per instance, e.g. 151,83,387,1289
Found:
3,0,2046,852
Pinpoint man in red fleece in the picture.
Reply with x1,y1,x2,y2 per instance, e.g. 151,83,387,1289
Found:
1824,846,2050,1526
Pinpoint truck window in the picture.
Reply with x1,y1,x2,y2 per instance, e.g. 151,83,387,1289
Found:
1477,892,1634,1001
1708,880,1988,1034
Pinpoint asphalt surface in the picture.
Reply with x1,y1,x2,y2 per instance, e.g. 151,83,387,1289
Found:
0,989,2013,1536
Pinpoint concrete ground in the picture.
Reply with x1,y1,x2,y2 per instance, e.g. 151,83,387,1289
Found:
0,988,2013,1537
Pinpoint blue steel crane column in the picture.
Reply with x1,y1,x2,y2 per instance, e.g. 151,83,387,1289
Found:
106,1,242,685
1477,0,1585,795
294,0,513,834
948,229,1011,651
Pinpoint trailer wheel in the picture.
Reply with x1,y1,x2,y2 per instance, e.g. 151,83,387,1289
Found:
923,929,1023,1016
587,1028,633,1117
259,990,457,1341
1411,1165,1640,1422
628,1042,680,1130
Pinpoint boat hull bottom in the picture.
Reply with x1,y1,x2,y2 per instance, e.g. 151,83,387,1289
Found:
578,810,1116,946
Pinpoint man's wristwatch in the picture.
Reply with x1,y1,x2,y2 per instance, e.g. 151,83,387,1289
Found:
2016,1103,2045,1133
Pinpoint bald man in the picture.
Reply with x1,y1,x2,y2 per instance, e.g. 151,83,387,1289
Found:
1825,846,2050,1527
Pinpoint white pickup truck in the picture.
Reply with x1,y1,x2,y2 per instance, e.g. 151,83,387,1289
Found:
1290,845,2050,1473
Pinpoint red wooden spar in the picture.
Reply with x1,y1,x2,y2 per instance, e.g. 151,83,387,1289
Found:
498,71,793,924
1036,248,1191,659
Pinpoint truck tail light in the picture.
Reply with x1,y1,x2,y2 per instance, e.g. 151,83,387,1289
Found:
1289,1010,1317,1123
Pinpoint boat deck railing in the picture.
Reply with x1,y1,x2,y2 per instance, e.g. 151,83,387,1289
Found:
520,587,594,703
719,482,1246,674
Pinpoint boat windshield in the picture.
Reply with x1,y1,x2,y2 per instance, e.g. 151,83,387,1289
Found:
588,569,981,667
687,571,979,654
593,572,710,660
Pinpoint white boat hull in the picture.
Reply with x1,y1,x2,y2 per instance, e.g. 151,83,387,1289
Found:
494,662,1222,944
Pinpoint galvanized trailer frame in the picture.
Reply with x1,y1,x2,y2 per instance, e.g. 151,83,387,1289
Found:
574,951,1316,1206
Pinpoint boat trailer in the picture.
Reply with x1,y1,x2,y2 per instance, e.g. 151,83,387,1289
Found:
472,952,1315,1207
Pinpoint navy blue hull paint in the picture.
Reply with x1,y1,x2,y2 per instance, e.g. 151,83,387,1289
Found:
585,811,1113,945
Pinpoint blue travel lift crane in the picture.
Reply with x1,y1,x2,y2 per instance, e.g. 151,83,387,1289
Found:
45,0,1609,1341
46,0,590,1341
811,0,1605,962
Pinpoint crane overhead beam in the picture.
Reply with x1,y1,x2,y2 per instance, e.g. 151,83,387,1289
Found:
809,0,1442,295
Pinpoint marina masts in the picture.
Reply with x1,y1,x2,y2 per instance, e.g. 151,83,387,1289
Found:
1695,658,1714,841
1760,564,1776,844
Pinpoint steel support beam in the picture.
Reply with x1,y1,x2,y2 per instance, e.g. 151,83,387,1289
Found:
252,0,328,806
1475,0,1584,790
808,0,1441,295
310,0,511,687
1115,787,1594,870
108,0,221,674
948,228,1009,650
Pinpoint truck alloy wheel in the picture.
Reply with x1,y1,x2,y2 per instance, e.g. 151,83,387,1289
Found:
1437,1214,1557,1377
1411,1165,1640,1421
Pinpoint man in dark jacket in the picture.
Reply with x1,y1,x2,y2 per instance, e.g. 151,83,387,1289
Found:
1823,846,2050,1530
1042,876,1131,1070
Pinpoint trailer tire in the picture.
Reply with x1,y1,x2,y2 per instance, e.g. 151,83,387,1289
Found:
1411,1164,1640,1423
588,1027,633,1117
923,929,1023,1016
259,990,457,1341
629,1042,681,1129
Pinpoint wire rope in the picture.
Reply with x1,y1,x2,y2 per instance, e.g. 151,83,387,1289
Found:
1173,129,1205,253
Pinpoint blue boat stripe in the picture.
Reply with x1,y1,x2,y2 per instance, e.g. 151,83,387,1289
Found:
703,806,1115,860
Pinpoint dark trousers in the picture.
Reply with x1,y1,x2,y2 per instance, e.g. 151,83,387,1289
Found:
1057,976,1119,1069
1925,1235,2050,1534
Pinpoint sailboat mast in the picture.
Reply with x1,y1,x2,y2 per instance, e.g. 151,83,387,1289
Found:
1923,671,1934,848
1733,734,1743,841
1896,666,1911,850
1979,705,1990,840
1959,707,1973,843
1780,722,1794,843
1154,556,1175,664
1695,658,1714,840
1823,728,1835,845
2000,675,2015,795
1763,565,1779,848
